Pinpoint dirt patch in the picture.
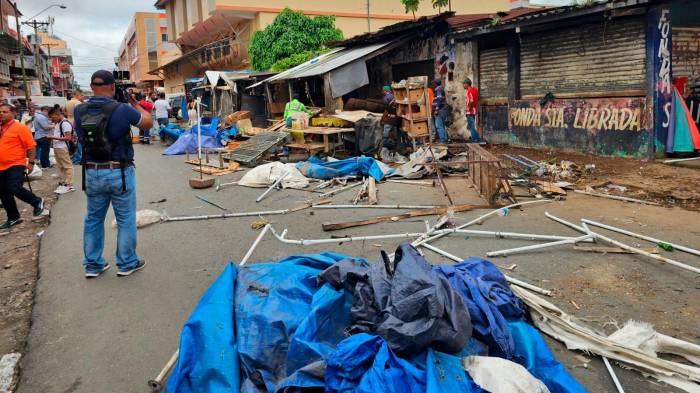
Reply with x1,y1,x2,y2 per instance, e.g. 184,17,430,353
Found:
489,145,700,210
0,169,59,357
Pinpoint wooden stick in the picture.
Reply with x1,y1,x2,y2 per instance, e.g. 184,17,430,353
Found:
322,203,485,231
367,177,378,205
573,245,659,254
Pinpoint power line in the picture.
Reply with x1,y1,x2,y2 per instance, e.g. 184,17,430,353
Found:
52,29,118,52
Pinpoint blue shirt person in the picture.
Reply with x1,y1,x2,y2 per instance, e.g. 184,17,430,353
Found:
73,70,153,279
32,108,54,168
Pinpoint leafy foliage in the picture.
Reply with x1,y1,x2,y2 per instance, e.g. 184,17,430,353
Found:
400,0,420,18
431,0,449,11
248,8,343,71
270,49,330,72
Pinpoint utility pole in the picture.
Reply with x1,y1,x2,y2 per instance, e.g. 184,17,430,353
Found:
366,0,371,32
23,20,50,92
11,1,30,102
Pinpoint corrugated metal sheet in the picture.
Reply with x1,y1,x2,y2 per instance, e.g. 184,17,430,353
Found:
519,17,646,97
479,47,508,99
673,27,700,95
249,43,390,88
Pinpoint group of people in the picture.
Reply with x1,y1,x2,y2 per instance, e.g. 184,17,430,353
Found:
381,77,480,146
1,70,154,278
131,91,171,144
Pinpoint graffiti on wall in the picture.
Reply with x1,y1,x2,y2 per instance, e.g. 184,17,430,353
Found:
509,99,646,132
507,98,652,157
649,5,673,153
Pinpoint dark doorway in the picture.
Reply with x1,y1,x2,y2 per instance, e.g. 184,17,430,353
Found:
392,59,435,83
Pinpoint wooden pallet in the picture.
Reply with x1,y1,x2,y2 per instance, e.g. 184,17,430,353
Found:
191,162,241,176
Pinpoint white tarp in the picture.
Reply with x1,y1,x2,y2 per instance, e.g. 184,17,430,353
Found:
238,162,310,189
329,60,369,98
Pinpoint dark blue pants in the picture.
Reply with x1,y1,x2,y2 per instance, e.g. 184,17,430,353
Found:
0,165,41,221
35,137,51,168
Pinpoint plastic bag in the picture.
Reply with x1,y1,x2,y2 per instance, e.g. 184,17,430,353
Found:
111,209,163,229
27,165,43,180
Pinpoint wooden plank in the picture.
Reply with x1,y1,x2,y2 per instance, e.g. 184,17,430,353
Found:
534,181,567,195
367,177,378,205
192,162,241,176
573,245,659,254
321,204,484,232
288,198,332,213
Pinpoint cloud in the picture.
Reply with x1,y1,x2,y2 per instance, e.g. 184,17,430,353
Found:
17,0,159,88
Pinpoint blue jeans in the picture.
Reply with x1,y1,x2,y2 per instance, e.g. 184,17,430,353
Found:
35,137,51,168
467,114,479,143
83,166,140,273
434,115,448,143
71,142,82,164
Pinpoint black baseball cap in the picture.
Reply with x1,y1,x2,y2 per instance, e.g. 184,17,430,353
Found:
90,70,115,86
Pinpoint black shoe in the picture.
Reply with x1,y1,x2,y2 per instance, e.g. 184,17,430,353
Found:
33,198,45,217
117,260,146,277
85,264,111,279
0,218,23,230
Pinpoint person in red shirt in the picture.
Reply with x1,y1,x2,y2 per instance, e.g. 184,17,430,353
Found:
0,104,46,229
464,78,480,143
138,94,155,144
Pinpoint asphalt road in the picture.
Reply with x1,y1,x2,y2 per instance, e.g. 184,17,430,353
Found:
18,144,700,392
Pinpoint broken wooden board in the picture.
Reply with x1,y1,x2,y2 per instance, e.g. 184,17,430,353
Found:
573,245,659,254
367,177,378,205
192,162,241,176
322,203,485,231
534,181,567,195
288,199,332,213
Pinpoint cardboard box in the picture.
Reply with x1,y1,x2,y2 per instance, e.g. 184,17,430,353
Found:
401,119,429,137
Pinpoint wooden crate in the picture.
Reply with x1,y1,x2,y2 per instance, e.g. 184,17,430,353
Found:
393,89,406,101
408,88,425,102
401,119,429,137
398,103,428,119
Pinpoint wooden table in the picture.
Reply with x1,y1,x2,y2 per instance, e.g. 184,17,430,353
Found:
282,127,355,153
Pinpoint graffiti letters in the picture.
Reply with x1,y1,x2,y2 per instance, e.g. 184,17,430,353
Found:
510,102,643,132
658,9,672,129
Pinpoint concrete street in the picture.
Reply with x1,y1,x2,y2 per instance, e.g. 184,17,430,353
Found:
18,145,700,393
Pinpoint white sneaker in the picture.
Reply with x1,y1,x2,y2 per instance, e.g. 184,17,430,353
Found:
63,185,76,193
54,185,67,194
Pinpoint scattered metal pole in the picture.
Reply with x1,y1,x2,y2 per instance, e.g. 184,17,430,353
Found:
574,190,661,206
314,204,439,210
663,156,700,164
148,349,179,392
163,209,289,222
385,179,434,186
486,235,593,257
239,224,270,266
434,228,594,242
256,171,290,203
579,222,700,275
582,218,700,258
419,243,553,296
603,357,626,393
216,179,238,191
545,211,588,234
318,181,363,198
270,226,427,246
195,195,227,211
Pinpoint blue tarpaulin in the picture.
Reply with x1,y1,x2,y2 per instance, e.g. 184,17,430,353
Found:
167,246,587,393
295,156,394,181
163,120,223,155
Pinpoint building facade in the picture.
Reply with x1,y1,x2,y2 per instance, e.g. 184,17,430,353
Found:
152,0,510,92
36,32,74,96
117,12,176,92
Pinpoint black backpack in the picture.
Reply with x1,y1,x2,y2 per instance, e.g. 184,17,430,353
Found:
77,101,131,192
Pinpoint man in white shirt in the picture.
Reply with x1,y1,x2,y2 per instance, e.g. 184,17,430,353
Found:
154,92,171,128
20,105,35,135
47,107,75,194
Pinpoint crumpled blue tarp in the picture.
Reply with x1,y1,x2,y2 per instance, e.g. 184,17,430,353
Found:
166,246,587,393
434,258,524,359
295,156,394,181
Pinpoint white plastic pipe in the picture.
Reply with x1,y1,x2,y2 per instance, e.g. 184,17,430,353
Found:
545,211,588,234
574,190,661,206
314,204,439,210
270,226,427,246
239,224,270,266
581,218,700,258
603,357,626,393
256,171,290,203
419,243,553,296
433,228,594,242
163,209,289,222
579,222,700,275
486,235,593,257
663,156,700,164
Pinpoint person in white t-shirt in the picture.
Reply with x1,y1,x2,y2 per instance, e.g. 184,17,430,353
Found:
154,92,171,128
47,107,75,194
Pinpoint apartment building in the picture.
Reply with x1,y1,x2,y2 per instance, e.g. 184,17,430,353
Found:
152,0,510,92
117,12,177,92
37,31,74,96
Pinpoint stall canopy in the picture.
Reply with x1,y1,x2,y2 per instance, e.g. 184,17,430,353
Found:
249,42,392,98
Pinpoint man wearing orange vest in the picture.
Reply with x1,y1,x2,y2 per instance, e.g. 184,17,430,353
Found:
0,104,46,230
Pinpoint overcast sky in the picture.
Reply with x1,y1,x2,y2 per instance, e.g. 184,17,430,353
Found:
15,0,571,89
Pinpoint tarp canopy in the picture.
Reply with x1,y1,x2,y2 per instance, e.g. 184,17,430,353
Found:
295,156,394,181
163,121,223,155
166,245,587,393
248,42,391,89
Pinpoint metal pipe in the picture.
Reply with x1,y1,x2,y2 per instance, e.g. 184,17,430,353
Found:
318,181,363,198
603,357,626,393
545,211,588,234
663,156,700,164
580,222,700,275
574,190,661,206
239,224,270,266
486,235,593,257
256,170,290,203
270,226,427,246
148,349,179,392
433,228,594,242
313,204,439,210
581,218,700,258
419,243,553,296
216,180,238,191
195,195,227,211
163,209,288,222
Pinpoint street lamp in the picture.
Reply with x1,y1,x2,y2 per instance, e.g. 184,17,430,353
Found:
21,4,67,95
26,4,66,21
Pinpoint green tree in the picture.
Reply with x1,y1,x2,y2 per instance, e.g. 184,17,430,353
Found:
400,0,420,19
248,8,343,71
431,0,449,12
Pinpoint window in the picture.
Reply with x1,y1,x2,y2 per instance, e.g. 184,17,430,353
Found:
145,17,159,71
161,33,168,43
